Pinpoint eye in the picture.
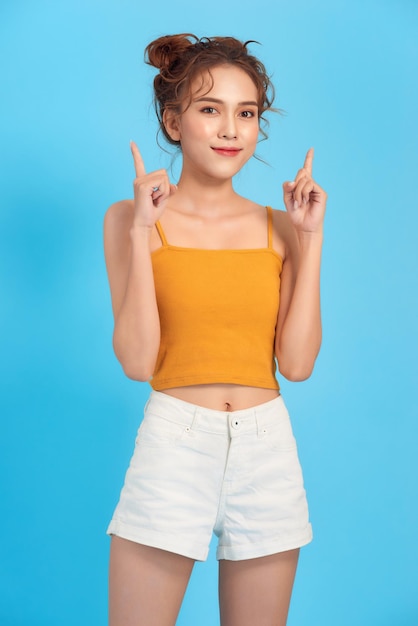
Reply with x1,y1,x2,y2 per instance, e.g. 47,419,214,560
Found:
240,110,257,118
201,106,218,114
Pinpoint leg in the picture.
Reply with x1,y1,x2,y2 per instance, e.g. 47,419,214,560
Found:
219,549,299,626
109,536,195,626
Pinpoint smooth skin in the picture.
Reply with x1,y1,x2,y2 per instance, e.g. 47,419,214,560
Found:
109,539,194,626
105,65,327,625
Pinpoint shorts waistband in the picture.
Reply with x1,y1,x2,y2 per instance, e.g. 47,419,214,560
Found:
145,391,288,436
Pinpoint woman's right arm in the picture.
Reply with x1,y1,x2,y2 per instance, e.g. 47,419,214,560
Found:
103,142,176,381
104,204,160,380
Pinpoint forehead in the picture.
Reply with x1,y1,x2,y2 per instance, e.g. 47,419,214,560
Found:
190,64,258,101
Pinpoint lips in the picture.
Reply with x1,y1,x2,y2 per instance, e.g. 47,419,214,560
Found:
211,147,242,157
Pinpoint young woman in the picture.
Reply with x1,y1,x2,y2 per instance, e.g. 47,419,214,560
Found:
104,34,327,626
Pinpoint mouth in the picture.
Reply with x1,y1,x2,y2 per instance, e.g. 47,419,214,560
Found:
211,147,242,157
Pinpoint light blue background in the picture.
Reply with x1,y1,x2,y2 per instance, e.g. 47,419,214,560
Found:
1,1,417,624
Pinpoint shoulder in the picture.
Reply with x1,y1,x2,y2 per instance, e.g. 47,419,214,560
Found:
104,200,134,248
270,207,298,262
104,199,164,255
104,199,134,231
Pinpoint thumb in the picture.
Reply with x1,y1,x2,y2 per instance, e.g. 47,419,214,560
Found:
283,180,296,200
155,183,177,207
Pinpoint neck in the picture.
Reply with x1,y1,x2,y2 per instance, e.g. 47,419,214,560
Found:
174,172,241,219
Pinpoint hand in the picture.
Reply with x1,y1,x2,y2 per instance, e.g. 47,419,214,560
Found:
282,148,327,234
130,141,177,228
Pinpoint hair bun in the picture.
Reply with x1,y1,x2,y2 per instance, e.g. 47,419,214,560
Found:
145,34,199,73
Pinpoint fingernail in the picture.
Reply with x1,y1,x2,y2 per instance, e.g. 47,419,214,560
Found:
294,200,299,210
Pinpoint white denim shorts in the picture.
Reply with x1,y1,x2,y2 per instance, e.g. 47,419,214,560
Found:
107,391,312,561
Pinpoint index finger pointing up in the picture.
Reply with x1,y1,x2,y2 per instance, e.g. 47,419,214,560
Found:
130,140,146,178
303,147,314,175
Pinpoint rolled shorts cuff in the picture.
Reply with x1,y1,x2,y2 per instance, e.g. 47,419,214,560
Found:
216,523,313,561
107,518,209,561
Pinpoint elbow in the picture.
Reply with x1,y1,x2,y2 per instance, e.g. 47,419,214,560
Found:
276,338,321,382
277,357,316,382
121,362,153,382
279,366,313,382
113,337,156,382
118,353,155,381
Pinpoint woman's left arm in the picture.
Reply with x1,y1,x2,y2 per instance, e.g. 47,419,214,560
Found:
275,148,327,381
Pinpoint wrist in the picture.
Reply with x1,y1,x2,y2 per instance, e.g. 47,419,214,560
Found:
130,223,153,237
297,229,323,248
129,223,154,249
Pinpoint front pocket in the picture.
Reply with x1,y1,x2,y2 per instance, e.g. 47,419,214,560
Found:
135,413,189,448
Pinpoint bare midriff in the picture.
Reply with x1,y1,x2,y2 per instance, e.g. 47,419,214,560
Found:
161,383,280,412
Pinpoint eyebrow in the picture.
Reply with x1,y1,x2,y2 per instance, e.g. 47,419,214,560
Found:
194,97,258,107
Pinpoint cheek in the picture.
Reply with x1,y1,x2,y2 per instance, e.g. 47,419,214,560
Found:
179,120,211,144
194,118,215,138
244,125,260,148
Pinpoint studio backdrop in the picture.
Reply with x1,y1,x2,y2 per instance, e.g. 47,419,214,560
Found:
0,1,417,624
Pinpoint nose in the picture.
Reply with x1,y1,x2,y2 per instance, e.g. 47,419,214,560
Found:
221,130,237,139
218,114,237,140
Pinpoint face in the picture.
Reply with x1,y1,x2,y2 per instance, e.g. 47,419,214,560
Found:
165,65,260,181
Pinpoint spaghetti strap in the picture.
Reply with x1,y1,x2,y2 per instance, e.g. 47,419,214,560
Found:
155,220,168,247
266,206,273,249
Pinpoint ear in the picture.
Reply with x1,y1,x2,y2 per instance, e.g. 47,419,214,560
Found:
163,109,181,142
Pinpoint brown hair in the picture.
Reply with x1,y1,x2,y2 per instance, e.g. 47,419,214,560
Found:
145,34,276,146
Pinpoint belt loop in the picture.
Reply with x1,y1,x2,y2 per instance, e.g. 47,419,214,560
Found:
143,395,152,415
254,406,267,437
254,407,261,436
188,406,199,432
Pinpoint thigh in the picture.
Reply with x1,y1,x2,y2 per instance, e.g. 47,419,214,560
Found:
218,549,299,626
109,536,195,626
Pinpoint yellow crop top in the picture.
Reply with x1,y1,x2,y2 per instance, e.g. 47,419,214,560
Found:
150,206,282,391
